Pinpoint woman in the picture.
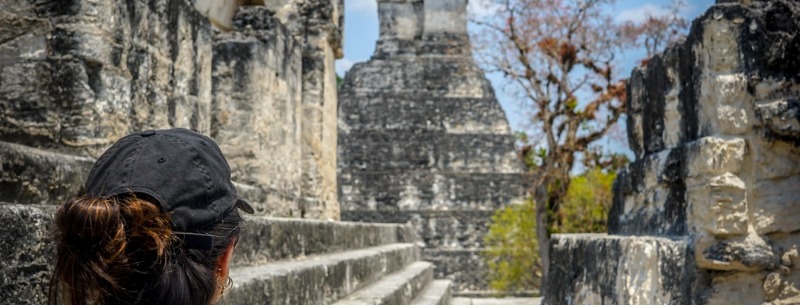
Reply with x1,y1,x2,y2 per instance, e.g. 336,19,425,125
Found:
49,128,254,305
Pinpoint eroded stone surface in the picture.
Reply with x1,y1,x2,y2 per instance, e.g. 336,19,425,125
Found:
212,7,305,216
0,0,213,158
550,1,800,304
0,204,55,305
0,141,94,205
337,0,524,292
0,0,342,219
543,235,693,305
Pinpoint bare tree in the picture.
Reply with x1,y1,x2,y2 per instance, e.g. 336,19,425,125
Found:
472,0,686,282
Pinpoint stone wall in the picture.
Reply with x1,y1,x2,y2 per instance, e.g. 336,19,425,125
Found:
211,7,305,216
0,0,213,158
545,1,800,304
249,0,344,220
0,0,341,219
337,0,525,292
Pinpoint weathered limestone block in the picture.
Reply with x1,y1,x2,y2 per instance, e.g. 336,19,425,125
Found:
0,0,213,158
609,148,686,236
544,234,693,305
694,233,778,272
748,138,800,236
422,0,466,36
690,173,748,237
751,174,800,235
685,137,746,176
0,204,55,305
212,7,304,216
611,136,750,237
0,141,94,205
375,0,422,58
192,0,266,30
755,98,800,141
684,137,749,239
626,43,696,158
424,249,488,292
706,235,800,305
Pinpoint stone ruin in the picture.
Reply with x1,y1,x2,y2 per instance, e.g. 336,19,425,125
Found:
0,0,340,219
336,0,526,293
3,0,797,304
545,1,800,304
0,0,532,305
0,0,516,304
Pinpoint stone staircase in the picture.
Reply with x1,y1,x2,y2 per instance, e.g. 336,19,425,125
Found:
219,216,453,305
0,202,455,305
0,129,456,305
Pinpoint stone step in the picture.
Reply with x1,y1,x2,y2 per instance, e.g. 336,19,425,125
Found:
232,216,415,267
220,243,421,305
544,234,690,305
339,131,519,173
331,261,434,305
423,249,488,292
342,210,494,249
452,297,542,305
338,95,508,135
341,58,495,99
410,280,452,305
0,203,418,304
0,141,94,205
339,172,524,210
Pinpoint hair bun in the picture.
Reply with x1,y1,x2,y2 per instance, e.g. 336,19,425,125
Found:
56,197,127,260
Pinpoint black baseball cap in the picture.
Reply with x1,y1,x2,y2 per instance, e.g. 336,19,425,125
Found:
85,128,255,233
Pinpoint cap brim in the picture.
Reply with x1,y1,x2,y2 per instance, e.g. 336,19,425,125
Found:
235,197,255,214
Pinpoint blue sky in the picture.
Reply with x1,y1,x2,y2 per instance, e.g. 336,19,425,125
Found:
336,0,715,133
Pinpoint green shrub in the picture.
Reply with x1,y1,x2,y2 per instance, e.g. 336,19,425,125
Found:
555,168,616,234
483,168,616,292
484,198,539,291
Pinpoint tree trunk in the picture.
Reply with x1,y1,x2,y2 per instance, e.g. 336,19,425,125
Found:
534,184,550,285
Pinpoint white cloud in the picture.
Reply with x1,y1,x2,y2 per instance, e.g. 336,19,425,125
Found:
468,0,501,18
336,58,356,76
615,1,695,23
615,4,672,23
348,0,377,13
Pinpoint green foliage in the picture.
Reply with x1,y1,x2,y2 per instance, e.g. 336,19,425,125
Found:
554,168,616,234
484,198,539,292
484,168,617,292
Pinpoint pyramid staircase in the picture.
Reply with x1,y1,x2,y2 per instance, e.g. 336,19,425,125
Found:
0,155,454,305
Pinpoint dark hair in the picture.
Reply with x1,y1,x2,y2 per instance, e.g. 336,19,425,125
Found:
49,195,243,305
